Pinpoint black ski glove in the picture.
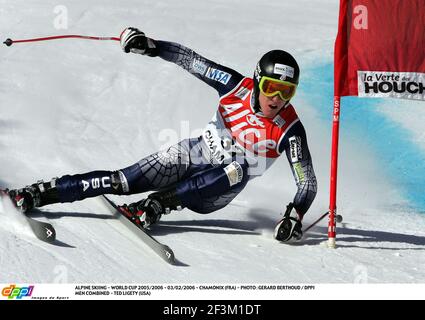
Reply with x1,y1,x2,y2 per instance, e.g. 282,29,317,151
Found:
274,202,303,242
120,27,157,56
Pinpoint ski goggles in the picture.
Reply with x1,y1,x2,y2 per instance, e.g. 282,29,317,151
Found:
259,76,297,101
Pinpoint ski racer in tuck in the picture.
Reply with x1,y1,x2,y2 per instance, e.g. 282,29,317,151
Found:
6,28,317,242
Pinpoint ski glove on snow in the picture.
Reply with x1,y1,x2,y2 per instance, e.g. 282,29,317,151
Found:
274,202,303,242
120,27,157,56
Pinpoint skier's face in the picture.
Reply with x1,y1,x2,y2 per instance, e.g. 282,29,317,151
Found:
258,91,286,118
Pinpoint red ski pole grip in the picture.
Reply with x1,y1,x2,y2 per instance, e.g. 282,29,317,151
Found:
3,38,13,46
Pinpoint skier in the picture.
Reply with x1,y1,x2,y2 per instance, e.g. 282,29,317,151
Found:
5,27,317,242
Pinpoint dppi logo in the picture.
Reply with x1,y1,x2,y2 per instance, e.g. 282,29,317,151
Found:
2,284,34,299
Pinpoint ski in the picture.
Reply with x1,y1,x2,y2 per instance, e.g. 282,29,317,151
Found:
0,191,56,243
24,213,56,243
101,195,175,265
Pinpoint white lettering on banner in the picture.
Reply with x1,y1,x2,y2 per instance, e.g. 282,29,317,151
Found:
353,5,368,30
206,67,232,85
333,99,340,121
358,71,425,100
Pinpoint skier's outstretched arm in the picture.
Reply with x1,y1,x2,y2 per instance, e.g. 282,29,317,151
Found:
120,27,244,96
283,122,318,219
274,122,317,242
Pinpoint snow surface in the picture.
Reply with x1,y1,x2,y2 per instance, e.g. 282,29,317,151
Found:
0,0,425,285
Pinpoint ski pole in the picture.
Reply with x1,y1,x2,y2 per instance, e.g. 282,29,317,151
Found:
3,34,120,47
303,211,343,234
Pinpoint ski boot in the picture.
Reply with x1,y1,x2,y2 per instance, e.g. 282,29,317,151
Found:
119,198,164,228
274,202,303,242
119,188,183,229
4,179,59,213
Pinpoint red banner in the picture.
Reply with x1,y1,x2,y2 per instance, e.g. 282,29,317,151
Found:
334,0,425,100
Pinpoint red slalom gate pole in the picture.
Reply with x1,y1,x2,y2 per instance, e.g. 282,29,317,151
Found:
328,95,341,248
3,34,120,47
